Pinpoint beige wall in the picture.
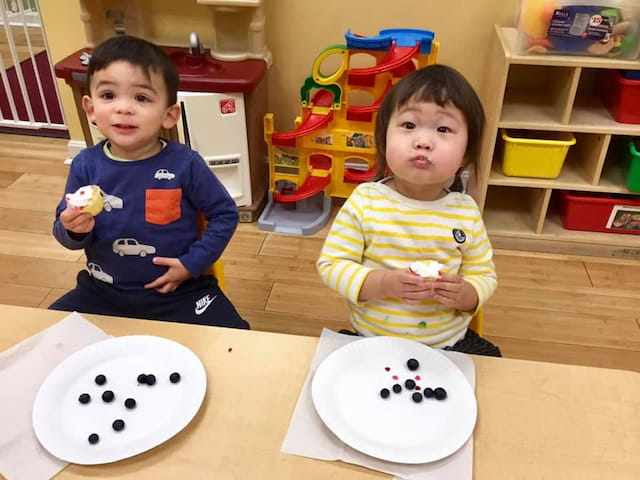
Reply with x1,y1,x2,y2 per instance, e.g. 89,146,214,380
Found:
39,0,519,142
39,0,85,140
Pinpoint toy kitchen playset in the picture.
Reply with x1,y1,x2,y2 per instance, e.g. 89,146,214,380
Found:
54,0,271,222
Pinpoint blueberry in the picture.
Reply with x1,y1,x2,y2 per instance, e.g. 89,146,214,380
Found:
146,374,156,386
78,393,91,404
101,390,115,402
407,358,419,371
404,379,416,390
137,374,147,384
88,433,99,444
412,392,423,403
112,419,125,431
392,384,402,394
124,398,136,409
169,372,181,384
423,387,435,398
380,388,390,399
434,387,447,400
94,374,106,386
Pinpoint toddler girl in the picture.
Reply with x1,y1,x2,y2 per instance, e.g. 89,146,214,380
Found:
317,65,499,355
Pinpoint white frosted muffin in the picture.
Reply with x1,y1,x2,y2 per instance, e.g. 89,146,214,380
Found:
409,260,443,280
65,185,104,216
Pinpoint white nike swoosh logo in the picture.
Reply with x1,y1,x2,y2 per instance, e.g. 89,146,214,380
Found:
195,295,217,315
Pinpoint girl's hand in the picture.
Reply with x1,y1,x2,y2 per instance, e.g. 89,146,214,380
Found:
360,269,433,304
429,273,478,312
60,206,95,234
144,257,192,293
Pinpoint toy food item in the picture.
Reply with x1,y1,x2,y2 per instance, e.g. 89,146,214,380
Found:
65,185,104,216
409,260,443,280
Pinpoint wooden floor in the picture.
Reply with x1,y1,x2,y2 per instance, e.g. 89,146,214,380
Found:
1,133,639,372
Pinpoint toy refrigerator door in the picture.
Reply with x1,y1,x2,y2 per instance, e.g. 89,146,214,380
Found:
176,91,252,206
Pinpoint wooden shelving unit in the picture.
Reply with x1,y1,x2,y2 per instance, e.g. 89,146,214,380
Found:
476,26,640,258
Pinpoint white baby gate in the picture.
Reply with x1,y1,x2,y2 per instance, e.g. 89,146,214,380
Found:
0,0,67,133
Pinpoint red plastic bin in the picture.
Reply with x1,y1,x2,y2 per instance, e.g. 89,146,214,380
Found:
601,69,640,124
560,190,640,235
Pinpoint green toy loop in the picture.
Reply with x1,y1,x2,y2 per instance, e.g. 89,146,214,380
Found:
300,76,342,108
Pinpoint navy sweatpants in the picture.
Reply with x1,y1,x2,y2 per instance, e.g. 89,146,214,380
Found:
49,270,249,329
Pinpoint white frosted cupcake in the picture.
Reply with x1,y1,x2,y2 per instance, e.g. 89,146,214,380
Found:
65,185,104,216
409,260,443,280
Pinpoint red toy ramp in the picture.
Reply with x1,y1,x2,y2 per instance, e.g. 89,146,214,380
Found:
273,171,331,203
271,89,335,147
344,166,377,183
348,43,420,87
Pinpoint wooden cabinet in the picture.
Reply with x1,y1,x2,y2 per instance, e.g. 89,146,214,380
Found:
476,26,640,258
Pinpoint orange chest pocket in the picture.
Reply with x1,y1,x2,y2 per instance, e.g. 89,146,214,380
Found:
145,189,182,225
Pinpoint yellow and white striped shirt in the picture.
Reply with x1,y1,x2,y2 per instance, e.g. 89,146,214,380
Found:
317,181,497,347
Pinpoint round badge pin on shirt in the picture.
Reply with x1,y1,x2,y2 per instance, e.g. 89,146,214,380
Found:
452,228,466,244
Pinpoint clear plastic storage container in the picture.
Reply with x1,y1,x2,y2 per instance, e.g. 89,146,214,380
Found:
515,0,640,59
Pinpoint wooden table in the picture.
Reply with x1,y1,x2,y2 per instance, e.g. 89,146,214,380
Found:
2,304,639,479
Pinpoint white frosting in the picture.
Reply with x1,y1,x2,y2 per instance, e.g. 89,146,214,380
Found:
65,185,96,208
410,260,443,279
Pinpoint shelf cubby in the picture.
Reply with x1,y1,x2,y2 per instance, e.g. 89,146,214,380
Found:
484,186,551,235
478,25,640,258
503,64,579,125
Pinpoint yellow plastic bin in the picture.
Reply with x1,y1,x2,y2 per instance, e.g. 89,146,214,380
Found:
500,129,576,179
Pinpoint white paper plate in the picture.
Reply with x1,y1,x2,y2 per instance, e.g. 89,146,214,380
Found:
32,335,206,465
311,336,476,464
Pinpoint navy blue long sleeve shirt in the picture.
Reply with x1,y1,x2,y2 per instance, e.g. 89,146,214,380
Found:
53,140,238,291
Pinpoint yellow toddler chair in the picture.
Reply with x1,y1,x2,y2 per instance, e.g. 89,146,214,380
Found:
197,213,227,292
206,258,226,292
469,308,484,336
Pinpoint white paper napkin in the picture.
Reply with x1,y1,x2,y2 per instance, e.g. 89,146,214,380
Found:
281,329,475,480
0,312,111,480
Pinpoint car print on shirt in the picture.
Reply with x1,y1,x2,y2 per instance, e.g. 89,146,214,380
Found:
154,168,176,180
112,238,156,257
87,262,114,284
98,189,123,212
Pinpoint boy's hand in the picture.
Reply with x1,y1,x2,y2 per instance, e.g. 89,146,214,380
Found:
145,257,192,293
429,273,478,312
60,206,95,234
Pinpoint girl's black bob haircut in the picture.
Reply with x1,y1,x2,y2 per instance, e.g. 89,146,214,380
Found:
374,64,485,184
